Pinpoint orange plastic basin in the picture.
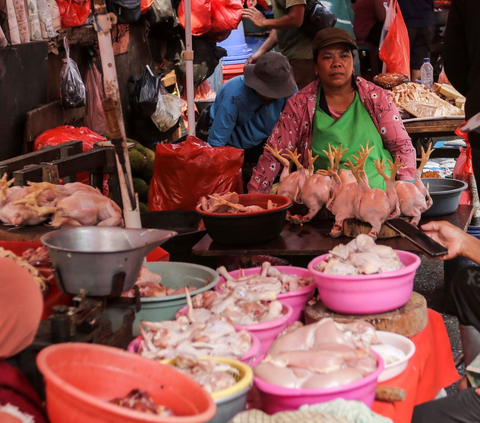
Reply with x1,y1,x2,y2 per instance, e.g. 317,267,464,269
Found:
37,343,216,423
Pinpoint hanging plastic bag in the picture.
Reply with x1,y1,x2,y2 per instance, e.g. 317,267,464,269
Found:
151,86,184,132
148,136,244,211
148,0,173,22
177,0,211,36
5,0,21,44
13,0,30,43
26,0,42,41
209,0,243,34
60,38,86,109
37,0,57,38
85,64,109,135
59,0,91,28
379,0,410,78
131,65,162,118
454,124,473,205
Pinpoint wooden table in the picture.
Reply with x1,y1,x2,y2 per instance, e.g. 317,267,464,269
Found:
403,118,464,137
192,205,474,264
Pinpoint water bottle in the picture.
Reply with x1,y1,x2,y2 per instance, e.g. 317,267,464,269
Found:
421,58,434,91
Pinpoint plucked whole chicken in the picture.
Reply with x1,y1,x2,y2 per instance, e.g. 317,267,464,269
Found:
216,262,314,295
0,177,123,228
253,318,380,390
314,234,404,275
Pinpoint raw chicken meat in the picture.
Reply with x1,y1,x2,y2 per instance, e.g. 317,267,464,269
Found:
0,186,50,226
314,234,404,275
394,144,434,226
199,192,276,214
254,318,380,389
173,354,238,393
347,143,399,240
216,262,314,295
110,389,172,416
188,286,284,326
318,145,359,238
121,266,197,298
22,245,51,267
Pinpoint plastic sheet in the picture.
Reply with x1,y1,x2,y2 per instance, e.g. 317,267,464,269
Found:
13,0,30,43
209,0,243,34
5,0,21,45
26,0,43,41
37,0,57,38
177,0,211,36
58,0,91,28
148,136,244,211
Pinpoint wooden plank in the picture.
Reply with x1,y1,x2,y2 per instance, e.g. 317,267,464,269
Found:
57,26,97,46
304,292,428,337
0,141,83,178
404,118,463,135
24,100,86,146
162,71,177,88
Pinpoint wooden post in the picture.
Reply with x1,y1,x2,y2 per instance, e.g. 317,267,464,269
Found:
91,0,141,228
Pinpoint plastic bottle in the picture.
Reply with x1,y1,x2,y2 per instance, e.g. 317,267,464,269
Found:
421,58,434,91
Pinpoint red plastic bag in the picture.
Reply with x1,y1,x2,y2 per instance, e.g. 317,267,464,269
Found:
57,0,91,28
34,126,109,195
85,65,109,135
453,122,473,205
177,0,211,36
148,136,244,211
209,0,243,33
379,1,410,78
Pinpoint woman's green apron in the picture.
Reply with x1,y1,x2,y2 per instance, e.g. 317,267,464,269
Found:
311,85,392,190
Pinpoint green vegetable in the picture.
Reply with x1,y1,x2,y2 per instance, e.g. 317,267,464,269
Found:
129,149,148,175
139,202,148,213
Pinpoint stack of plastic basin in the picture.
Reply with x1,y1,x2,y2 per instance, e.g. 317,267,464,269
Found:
218,22,252,83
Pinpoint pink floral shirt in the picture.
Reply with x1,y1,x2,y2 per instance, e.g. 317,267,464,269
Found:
247,76,416,194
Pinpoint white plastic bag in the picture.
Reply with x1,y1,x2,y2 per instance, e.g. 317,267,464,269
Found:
46,0,61,31
5,0,21,45
60,38,86,109
151,0,174,22
13,0,30,43
36,0,57,39
26,0,43,41
151,86,183,132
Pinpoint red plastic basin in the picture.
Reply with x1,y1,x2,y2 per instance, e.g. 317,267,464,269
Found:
37,343,216,423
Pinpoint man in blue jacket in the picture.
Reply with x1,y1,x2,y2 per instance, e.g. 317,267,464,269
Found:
206,51,297,162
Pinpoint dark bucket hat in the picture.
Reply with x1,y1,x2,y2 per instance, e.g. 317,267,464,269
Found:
244,52,297,99
313,27,358,58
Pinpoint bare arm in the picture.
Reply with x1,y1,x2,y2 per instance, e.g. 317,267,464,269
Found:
242,5,305,30
421,221,480,262
245,30,278,65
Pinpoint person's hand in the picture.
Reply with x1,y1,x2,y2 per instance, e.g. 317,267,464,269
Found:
420,221,467,260
245,51,262,65
242,7,267,28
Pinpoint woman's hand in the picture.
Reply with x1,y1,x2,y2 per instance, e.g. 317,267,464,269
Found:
245,51,262,65
242,7,267,28
421,221,467,260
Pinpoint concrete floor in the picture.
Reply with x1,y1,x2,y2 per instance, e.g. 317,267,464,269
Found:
414,256,464,395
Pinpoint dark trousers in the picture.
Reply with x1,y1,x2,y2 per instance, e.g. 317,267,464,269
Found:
451,266,480,332
412,388,480,423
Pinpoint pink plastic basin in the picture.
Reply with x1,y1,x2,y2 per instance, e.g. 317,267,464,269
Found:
215,266,316,324
308,250,421,315
127,331,261,364
176,303,293,355
252,352,384,414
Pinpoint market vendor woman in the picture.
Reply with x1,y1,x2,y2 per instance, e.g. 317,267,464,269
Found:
248,28,416,193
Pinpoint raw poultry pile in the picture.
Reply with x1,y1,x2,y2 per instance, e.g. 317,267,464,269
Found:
254,318,380,389
391,82,463,118
22,245,51,267
0,247,50,292
199,192,276,213
110,389,173,416
189,287,285,326
0,176,123,227
170,354,238,394
313,234,404,275
122,266,197,298
136,310,252,360
216,262,314,295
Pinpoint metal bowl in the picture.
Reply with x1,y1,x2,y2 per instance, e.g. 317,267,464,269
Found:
405,178,468,217
196,194,292,245
41,227,176,296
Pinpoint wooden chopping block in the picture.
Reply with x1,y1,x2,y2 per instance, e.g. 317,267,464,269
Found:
0,223,53,242
343,217,412,239
304,292,428,337
375,386,406,402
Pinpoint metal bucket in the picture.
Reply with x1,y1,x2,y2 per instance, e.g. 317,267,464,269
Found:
41,227,176,296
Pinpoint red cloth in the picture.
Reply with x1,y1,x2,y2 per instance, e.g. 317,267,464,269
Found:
372,309,461,423
0,361,48,423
